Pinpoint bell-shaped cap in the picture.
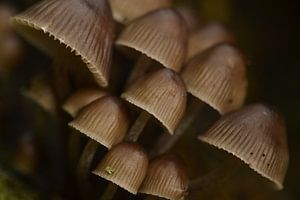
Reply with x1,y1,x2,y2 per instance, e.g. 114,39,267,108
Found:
176,6,200,33
69,96,130,149
116,8,188,72
198,104,289,189
122,68,187,134
93,142,148,194
11,0,115,87
62,88,108,118
22,74,56,114
139,155,188,200
182,44,247,114
109,0,171,24
187,23,234,60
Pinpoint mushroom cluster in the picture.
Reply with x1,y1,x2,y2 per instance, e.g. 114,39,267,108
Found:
9,0,289,199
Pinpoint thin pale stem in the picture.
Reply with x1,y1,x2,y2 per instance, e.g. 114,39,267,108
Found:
126,54,152,87
77,139,99,200
126,110,151,142
189,158,241,192
150,98,205,157
99,183,119,200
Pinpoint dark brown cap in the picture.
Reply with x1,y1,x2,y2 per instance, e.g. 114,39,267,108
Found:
122,68,187,134
93,142,148,194
109,0,172,24
187,23,234,60
116,8,188,72
11,0,115,87
199,104,289,189
69,96,130,149
62,88,108,118
182,44,247,114
139,154,188,200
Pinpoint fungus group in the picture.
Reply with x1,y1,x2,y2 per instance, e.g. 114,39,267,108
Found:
8,0,289,199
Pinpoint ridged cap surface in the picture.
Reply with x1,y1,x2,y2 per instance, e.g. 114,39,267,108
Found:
182,44,247,114
199,104,289,189
122,68,187,134
140,155,188,200
187,23,234,60
116,8,187,72
109,0,171,24
69,96,130,149
93,142,148,194
11,0,115,87
62,88,107,118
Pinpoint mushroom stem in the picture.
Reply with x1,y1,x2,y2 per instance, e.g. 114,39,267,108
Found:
126,54,152,87
99,183,119,200
67,130,82,167
150,98,204,157
77,139,99,199
126,110,152,142
189,158,241,192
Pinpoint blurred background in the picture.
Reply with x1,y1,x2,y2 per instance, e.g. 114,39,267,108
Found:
0,0,299,199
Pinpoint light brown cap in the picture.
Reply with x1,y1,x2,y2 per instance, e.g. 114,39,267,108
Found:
121,68,187,134
62,88,108,118
116,8,188,72
22,74,56,114
93,142,148,194
176,6,201,33
182,44,247,114
187,23,235,60
11,0,115,87
199,104,289,189
69,96,130,149
109,0,172,24
139,155,188,200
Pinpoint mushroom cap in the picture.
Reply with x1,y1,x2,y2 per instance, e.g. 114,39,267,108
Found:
116,8,188,72
11,0,115,87
121,68,187,134
109,0,172,24
139,154,188,200
22,74,56,114
198,104,289,189
93,142,148,194
69,96,130,149
182,44,247,114
62,88,108,118
187,23,235,61
176,6,201,33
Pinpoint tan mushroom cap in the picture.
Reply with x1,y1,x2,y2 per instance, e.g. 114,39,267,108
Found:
182,44,247,114
122,68,187,134
176,6,201,33
69,96,130,149
140,155,188,200
22,74,56,114
62,88,108,118
198,104,289,189
93,142,148,194
11,0,115,87
109,0,172,24
116,8,188,72
187,23,235,60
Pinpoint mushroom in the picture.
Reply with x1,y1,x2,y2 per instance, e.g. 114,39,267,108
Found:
151,44,247,157
116,8,187,85
121,68,187,142
93,142,148,197
176,5,202,33
11,0,115,100
198,104,289,190
139,154,189,200
109,0,172,24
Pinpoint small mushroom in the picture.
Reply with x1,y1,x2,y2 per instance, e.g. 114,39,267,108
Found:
122,68,187,141
62,88,108,118
198,104,289,190
139,154,189,200
109,0,172,24
93,142,149,194
187,23,235,61
176,5,201,33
